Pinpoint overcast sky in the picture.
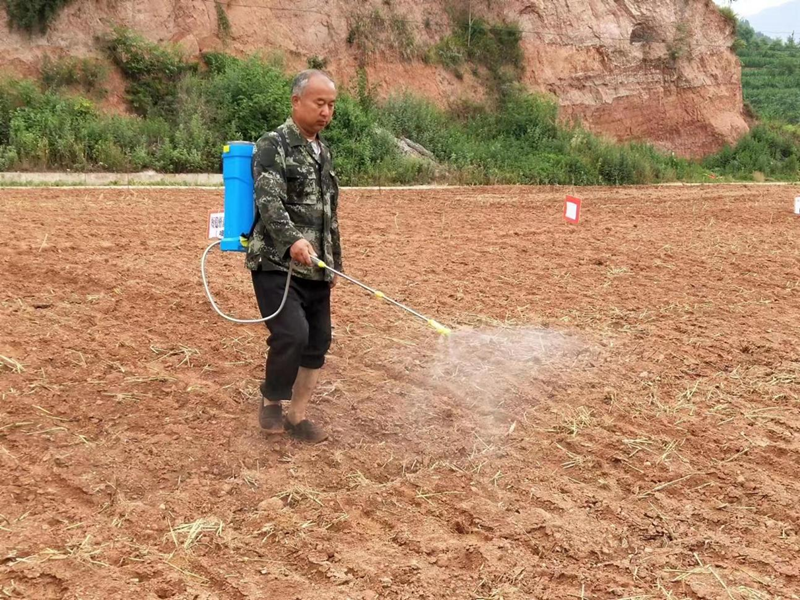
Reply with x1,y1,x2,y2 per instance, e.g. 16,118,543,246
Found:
716,0,794,16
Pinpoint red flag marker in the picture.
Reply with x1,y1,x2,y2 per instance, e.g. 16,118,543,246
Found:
564,196,581,224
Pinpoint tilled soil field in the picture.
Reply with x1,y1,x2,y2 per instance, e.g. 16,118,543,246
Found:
1,185,799,599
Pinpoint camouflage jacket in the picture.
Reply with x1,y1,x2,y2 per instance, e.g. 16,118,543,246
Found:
245,118,342,281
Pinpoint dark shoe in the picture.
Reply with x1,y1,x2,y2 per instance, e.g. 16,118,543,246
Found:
284,418,328,444
259,401,283,434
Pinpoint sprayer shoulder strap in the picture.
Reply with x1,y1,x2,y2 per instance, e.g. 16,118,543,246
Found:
248,130,290,239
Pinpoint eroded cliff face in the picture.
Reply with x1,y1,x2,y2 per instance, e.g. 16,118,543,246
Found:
0,0,748,157
514,0,749,156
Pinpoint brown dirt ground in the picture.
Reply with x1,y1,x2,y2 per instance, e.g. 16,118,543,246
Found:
1,185,799,600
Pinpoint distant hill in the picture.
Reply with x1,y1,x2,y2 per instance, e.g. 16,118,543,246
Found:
0,0,750,158
747,0,800,40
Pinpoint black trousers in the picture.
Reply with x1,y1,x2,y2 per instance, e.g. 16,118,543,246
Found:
251,270,332,401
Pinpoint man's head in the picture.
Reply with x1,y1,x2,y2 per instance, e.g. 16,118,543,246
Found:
291,70,337,138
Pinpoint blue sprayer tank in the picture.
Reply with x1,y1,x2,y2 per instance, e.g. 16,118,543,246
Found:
221,141,256,252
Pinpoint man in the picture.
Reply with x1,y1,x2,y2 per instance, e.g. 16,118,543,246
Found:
245,69,342,444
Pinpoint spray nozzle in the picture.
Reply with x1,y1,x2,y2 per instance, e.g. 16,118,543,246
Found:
428,319,452,336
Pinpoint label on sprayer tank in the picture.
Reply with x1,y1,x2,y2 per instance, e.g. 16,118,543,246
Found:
208,211,224,239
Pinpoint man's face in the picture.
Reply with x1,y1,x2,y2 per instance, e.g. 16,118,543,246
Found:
292,75,337,137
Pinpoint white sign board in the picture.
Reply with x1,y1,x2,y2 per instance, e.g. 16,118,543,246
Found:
208,211,224,239
564,196,581,223
565,201,578,221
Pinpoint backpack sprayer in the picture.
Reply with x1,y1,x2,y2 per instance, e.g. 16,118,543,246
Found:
200,141,452,336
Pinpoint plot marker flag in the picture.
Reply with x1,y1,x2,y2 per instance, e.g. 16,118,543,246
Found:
564,196,582,224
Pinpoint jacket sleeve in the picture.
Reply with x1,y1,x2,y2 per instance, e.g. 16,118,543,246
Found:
252,136,304,259
331,186,343,271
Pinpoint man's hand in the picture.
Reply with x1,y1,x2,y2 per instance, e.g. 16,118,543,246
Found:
330,275,338,289
289,238,316,266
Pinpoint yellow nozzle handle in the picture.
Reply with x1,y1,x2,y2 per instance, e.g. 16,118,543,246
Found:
316,259,327,269
428,319,452,336
374,291,385,299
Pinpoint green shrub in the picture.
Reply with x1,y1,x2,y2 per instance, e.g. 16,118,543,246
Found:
0,78,176,172
430,15,523,94
346,9,417,60
667,23,691,62
192,56,291,142
215,1,232,39
201,51,240,75
0,79,42,145
307,55,328,70
3,0,74,34
0,146,19,170
717,6,737,34
428,36,465,69
323,95,402,183
78,59,108,93
41,56,108,95
40,56,79,88
8,93,94,169
354,67,378,111
493,92,559,148
95,139,129,171
704,124,800,180
104,27,194,117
